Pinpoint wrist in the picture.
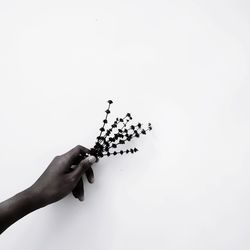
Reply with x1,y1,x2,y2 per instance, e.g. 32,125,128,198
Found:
24,186,48,210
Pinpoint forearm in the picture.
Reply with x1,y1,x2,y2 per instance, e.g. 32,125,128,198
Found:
0,187,43,234
0,146,96,235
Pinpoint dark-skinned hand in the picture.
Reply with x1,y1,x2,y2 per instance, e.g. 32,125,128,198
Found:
29,145,97,206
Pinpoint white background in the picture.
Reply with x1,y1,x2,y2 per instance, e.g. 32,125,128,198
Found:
0,0,250,249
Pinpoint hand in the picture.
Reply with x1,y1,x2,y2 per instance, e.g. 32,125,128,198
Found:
71,152,97,201
29,145,97,207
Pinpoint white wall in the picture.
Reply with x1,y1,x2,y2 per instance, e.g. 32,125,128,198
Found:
0,0,250,249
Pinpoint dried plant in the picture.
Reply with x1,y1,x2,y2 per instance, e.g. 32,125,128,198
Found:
89,100,152,159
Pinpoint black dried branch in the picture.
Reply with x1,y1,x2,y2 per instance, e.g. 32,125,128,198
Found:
92,100,152,158
98,114,129,145
97,100,113,140
103,147,139,157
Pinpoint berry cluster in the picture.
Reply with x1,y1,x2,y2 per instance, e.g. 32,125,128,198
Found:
89,100,152,158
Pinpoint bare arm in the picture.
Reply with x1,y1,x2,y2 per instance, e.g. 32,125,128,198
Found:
0,145,97,234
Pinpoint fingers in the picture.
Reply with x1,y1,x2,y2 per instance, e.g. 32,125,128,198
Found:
72,177,84,201
62,145,90,167
69,156,97,182
71,166,94,201
86,167,95,184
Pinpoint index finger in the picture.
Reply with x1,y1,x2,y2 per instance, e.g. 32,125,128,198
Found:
62,145,90,166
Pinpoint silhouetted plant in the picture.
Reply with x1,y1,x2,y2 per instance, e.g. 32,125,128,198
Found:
89,100,152,159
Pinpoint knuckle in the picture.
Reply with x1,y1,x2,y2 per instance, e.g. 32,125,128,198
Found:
53,155,60,161
54,155,67,164
75,145,81,152
71,145,81,156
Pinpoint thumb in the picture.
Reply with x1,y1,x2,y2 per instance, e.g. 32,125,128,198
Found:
70,156,97,181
